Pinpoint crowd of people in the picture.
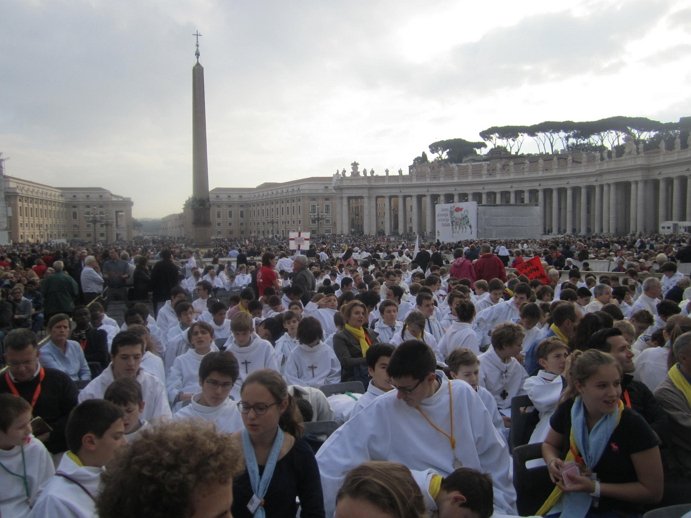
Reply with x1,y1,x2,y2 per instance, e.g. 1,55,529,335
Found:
1,232,691,517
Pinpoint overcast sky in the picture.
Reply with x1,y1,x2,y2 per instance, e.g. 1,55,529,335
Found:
2,0,690,219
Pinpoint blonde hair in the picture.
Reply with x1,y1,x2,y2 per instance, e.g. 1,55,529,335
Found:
561,349,621,402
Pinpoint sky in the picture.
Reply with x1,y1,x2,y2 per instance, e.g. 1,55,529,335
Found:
2,0,690,219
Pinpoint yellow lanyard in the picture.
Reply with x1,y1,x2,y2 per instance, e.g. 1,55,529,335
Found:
415,380,456,449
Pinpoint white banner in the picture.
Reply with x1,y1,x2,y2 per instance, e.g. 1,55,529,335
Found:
435,202,477,242
288,231,311,250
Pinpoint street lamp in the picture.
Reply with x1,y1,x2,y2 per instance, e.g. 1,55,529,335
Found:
310,210,327,236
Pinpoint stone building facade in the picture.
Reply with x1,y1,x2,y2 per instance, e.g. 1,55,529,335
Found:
4,176,133,243
164,139,691,240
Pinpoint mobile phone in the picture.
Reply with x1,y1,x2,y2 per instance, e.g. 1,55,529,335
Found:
31,416,53,437
560,462,581,487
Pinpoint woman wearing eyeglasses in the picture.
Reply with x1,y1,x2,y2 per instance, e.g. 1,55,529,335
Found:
232,369,325,518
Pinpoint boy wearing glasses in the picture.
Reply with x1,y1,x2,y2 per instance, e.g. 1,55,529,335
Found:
315,339,516,517
174,352,244,434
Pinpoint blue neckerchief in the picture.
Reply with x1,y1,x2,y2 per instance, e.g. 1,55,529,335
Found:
241,428,284,518
561,396,621,518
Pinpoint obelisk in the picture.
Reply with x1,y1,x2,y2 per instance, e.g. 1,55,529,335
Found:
191,30,212,244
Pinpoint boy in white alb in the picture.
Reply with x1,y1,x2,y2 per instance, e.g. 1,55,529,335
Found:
274,310,301,373
303,292,338,337
478,323,528,424
163,301,196,375
284,316,341,387
473,282,531,349
192,280,212,318
167,322,219,411
373,300,404,344
155,287,188,335
350,344,395,417
522,337,567,444
223,312,279,400
104,378,149,443
0,394,54,518
79,331,172,421
31,400,126,518
446,348,504,435
174,351,244,434
437,300,481,358
204,301,232,348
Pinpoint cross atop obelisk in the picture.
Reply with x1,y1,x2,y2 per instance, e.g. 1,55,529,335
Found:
193,30,202,62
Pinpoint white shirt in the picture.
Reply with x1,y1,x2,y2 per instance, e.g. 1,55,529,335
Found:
523,370,563,443
0,436,54,518
224,334,280,399
284,342,341,388
473,299,521,348
174,394,244,434
373,320,404,344
79,366,172,421
437,321,481,359
350,380,389,417
478,347,528,413
274,333,300,373
634,344,671,392
31,453,101,518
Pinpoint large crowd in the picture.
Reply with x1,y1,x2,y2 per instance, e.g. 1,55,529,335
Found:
1,232,691,518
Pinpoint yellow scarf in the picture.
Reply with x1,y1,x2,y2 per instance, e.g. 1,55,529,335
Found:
66,451,84,466
668,364,691,407
550,323,569,344
344,324,371,356
537,400,624,516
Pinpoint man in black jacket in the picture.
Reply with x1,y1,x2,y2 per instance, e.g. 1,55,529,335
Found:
0,328,78,454
150,249,181,317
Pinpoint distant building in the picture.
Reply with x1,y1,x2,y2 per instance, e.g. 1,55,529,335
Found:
4,176,133,243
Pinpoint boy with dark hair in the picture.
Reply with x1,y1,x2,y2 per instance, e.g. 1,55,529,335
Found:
155,286,188,334
351,344,395,417
163,300,196,374
31,400,126,517
104,378,147,442
274,309,300,372
522,337,568,443
473,282,532,349
0,394,54,516
315,339,516,516
478,323,528,421
373,299,403,343
174,351,243,434
227,287,255,319
419,466,494,518
192,280,213,317
223,312,279,399
79,331,172,421
204,300,231,348
284,316,340,387
438,300,480,359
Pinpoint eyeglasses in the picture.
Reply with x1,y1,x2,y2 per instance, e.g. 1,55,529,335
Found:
389,378,423,394
204,379,234,389
237,402,279,415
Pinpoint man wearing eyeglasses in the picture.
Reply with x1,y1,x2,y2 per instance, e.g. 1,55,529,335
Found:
0,328,78,454
174,351,243,433
316,339,516,517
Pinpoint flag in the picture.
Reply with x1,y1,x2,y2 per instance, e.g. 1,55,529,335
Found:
413,234,420,258
514,256,550,285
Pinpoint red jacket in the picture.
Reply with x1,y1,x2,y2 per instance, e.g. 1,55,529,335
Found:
449,257,476,283
474,253,507,283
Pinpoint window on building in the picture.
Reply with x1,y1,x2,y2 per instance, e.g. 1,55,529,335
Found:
240,210,244,218
72,211,77,220
228,210,232,218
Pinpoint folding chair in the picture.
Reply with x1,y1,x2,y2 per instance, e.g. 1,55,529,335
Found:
303,420,340,453
319,381,365,397
512,443,555,517
509,394,539,452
